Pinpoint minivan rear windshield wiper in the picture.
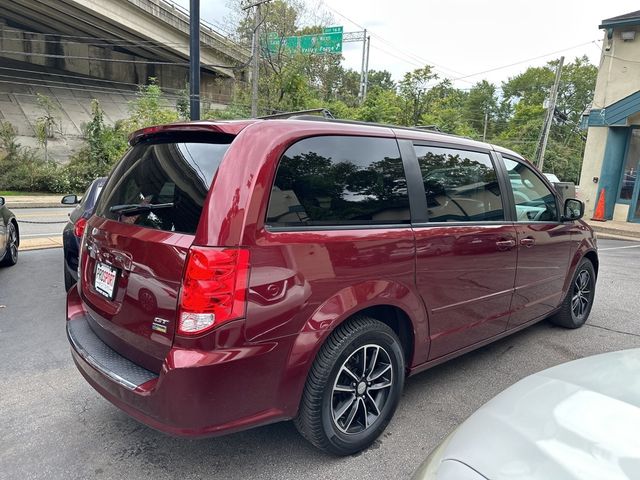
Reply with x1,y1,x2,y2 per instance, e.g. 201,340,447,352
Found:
109,203,174,216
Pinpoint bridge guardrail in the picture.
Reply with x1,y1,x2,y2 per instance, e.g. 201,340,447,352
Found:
125,0,251,63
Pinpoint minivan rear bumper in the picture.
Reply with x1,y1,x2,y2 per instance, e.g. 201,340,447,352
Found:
66,286,294,437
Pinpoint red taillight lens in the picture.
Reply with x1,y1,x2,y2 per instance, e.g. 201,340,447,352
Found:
74,217,88,238
177,247,250,336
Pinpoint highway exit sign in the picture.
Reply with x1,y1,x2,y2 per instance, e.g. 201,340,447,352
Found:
267,26,343,55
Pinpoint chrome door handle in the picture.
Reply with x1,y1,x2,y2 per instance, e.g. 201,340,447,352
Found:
496,239,516,250
520,238,535,248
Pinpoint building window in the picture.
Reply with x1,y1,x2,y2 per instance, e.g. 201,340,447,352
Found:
620,129,640,201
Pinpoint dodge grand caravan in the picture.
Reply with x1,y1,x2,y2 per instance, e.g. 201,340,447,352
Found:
66,116,597,455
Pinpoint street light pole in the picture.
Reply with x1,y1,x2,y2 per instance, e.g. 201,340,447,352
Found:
189,0,200,120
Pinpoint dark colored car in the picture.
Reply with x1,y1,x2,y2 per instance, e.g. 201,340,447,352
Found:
0,196,19,267
61,177,107,291
66,118,598,455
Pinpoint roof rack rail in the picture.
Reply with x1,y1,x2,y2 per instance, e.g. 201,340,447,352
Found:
258,108,334,120
259,111,476,142
286,116,453,137
414,124,442,132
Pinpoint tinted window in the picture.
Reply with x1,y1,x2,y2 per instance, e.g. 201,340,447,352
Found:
414,146,504,222
504,158,558,222
267,136,410,226
95,136,232,234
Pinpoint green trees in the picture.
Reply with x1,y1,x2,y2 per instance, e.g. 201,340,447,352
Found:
0,79,184,193
494,56,596,181
0,0,599,192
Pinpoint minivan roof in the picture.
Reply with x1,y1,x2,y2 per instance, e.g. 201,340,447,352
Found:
129,117,526,162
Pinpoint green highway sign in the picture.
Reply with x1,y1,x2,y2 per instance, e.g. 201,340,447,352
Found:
266,26,343,55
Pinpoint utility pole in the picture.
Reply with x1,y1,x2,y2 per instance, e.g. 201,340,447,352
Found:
243,0,271,117
362,34,371,101
189,0,200,120
535,56,564,170
482,109,488,142
358,28,367,102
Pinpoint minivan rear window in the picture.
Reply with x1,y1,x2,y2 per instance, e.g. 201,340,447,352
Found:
95,135,232,234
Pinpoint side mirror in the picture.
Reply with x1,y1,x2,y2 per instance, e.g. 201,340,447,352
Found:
562,198,584,221
61,194,79,205
0,197,4,206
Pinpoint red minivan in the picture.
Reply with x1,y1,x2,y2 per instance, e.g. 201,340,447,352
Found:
66,116,598,455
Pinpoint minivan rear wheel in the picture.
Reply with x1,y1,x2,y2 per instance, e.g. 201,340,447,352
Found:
549,258,596,329
294,316,405,455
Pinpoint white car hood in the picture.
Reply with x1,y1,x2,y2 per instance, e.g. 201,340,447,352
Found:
441,349,640,480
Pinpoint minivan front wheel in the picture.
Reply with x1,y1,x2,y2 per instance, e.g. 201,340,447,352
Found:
549,258,596,329
294,316,405,455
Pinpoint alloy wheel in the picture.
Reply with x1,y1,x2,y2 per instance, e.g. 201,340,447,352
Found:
7,223,17,262
331,344,393,435
571,269,592,320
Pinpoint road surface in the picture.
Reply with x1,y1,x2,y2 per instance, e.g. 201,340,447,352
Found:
1,240,640,479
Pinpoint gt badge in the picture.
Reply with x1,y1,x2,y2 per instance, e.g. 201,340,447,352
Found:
152,317,170,334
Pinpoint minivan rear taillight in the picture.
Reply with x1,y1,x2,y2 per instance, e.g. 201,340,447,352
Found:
177,247,250,336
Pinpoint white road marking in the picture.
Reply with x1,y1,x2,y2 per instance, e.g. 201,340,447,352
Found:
599,244,640,251
22,233,63,238
17,213,69,218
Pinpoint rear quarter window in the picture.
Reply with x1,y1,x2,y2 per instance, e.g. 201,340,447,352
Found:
95,134,232,234
266,136,410,227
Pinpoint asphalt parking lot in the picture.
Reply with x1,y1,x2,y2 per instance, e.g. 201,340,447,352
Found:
1,239,639,480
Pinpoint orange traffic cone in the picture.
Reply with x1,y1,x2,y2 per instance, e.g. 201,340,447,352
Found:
591,188,606,222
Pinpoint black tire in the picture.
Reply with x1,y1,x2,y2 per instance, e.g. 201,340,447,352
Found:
0,221,18,267
294,316,405,456
64,266,76,292
549,258,596,329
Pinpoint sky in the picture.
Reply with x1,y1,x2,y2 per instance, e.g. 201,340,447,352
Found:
176,0,639,89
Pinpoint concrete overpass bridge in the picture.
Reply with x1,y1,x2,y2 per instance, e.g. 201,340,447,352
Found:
0,0,250,158
0,0,249,81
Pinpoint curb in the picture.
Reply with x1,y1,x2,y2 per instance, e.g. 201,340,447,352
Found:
9,203,69,209
589,226,640,241
20,236,63,251
595,232,640,242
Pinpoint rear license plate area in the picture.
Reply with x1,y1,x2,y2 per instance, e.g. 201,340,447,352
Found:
94,262,118,299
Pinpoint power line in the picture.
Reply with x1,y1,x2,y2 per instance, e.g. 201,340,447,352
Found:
368,44,423,70
0,66,187,93
0,28,249,49
0,34,193,49
0,18,240,45
0,26,249,57
0,50,187,65
368,31,468,78
451,40,599,82
0,50,250,70
316,0,468,79
0,79,231,103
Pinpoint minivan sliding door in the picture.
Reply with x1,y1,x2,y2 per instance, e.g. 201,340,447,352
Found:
409,144,518,360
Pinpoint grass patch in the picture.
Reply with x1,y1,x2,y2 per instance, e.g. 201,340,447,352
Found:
0,191,61,196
